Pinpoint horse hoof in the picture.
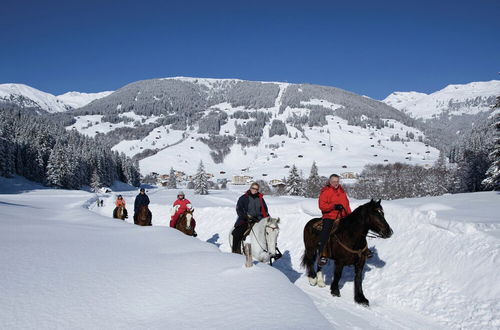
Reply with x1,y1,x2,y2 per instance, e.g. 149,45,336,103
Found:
316,271,325,288
308,277,317,286
331,289,340,297
355,298,369,306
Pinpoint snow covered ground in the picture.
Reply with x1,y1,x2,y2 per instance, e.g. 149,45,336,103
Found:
2,176,498,329
0,177,329,329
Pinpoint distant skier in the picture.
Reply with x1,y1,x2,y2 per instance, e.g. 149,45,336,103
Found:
100,199,104,207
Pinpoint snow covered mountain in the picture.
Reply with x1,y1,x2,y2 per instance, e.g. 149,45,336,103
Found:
383,80,500,120
65,76,439,179
0,83,112,113
56,90,113,109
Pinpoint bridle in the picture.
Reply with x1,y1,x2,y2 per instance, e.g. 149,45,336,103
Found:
249,221,282,265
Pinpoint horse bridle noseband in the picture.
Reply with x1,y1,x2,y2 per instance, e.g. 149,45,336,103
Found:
248,223,282,264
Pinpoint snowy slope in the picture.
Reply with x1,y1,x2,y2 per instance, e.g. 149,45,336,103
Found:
56,91,113,109
0,83,112,112
2,176,497,329
0,176,330,330
0,83,71,113
383,80,500,119
60,77,438,179
90,184,500,329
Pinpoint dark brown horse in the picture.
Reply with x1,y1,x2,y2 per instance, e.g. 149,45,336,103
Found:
301,199,393,306
113,206,127,220
134,205,152,226
175,208,195,236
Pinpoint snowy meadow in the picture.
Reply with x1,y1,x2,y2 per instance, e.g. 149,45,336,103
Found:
1,176,499,329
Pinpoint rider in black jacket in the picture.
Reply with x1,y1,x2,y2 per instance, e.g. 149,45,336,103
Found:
232,182,269,254
134,188,150,215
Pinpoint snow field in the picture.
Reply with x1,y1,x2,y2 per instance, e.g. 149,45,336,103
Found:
95,186,500,329
0,177,330,330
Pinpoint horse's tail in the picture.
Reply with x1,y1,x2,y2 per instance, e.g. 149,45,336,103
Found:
301,250,313,269
301,219,320,269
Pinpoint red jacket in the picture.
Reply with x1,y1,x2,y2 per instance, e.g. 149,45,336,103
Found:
318,184,351,220
172,198,191,218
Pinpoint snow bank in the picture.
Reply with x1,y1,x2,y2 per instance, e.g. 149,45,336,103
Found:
93,186,500,329
0,177,329,329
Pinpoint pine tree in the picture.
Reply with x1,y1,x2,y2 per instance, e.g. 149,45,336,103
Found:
194,160,209,195
286,164,303,196
167,167,177,189
90,169,102,192
304,161,323,198
482,97,500,190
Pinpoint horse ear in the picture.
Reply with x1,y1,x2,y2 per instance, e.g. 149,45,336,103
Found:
277,217,280,223
377,199,381,205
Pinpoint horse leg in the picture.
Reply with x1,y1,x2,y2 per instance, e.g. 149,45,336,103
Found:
302,247,318,286
316,264,326,288
354,261,369,306
330,262,343,297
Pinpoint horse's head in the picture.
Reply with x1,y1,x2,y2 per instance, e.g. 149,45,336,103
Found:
183,208,194,228
264,217,280,256
366,199,393,239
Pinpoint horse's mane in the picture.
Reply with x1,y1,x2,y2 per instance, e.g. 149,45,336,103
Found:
337,200,376,232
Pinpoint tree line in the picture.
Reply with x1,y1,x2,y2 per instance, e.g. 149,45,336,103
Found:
0,104,140,189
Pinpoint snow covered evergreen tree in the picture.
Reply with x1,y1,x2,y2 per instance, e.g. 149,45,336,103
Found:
90,169,102,192
482,96,500,190
0,104,140,189
167,167,177,189
304,161,323,198
286,164,304,196
194,160,209,195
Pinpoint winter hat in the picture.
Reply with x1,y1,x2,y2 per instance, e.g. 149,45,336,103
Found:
140,188,145,192
177,191,185,196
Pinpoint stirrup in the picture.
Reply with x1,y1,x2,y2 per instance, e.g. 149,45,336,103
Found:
365,249,373,258
318,256,328,266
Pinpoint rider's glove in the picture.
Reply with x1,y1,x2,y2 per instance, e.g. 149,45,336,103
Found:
334,204,344,211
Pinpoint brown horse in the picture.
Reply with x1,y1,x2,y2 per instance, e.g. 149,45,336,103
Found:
301,199,393,306
134,205,152,226
175,208,195,236
113,206,127,220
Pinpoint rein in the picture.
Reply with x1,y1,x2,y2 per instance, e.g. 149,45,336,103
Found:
333,234,368,258
250,223,278,254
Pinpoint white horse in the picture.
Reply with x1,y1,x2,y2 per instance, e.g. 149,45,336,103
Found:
229,217,282,265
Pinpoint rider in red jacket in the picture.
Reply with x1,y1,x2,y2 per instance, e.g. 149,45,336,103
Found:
170,191,196,235
317,174,352,265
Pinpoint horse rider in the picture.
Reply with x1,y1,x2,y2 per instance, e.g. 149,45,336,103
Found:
114,194,128,218
170,191,197,237
231,182,269,254
134,188,151,219
317,174,352,265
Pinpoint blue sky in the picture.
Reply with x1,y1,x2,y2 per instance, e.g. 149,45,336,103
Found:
1,0,499,99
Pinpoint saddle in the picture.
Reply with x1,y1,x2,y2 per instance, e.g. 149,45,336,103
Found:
312,218,341,233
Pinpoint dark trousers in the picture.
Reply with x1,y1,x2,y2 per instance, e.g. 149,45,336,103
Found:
232,224,247,254
318,218,334,256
